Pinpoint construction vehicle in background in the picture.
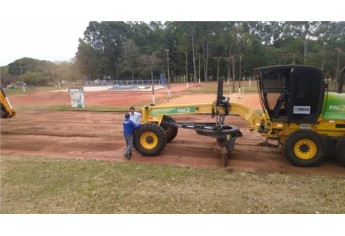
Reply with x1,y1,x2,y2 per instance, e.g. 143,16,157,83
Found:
0,86,16,119
133,65,345,167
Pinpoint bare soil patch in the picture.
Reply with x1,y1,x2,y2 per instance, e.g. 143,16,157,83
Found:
2,82,344,176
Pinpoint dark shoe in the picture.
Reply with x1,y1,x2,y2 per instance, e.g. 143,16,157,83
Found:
129,153,132,156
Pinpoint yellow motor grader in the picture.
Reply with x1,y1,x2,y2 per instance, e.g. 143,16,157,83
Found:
133,65,345,167
0,86,16,119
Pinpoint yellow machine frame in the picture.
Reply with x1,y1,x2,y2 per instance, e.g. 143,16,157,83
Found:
0,86,16,119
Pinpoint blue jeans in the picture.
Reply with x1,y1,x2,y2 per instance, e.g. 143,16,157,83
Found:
124,134,133,156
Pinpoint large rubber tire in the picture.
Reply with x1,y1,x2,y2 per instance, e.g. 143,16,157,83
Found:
284,130,325,167
161,116,178,143
335,137,345,166
134,123,167,156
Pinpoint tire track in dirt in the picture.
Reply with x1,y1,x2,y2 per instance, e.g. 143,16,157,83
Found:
2,84,345,176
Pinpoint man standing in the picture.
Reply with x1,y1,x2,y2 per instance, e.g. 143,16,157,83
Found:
129,106,141,125
123,113,140,159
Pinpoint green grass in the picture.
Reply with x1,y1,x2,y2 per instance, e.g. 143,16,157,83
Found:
185,81,259,94
3,86,69,96
1,155,345,214
14,104,128,112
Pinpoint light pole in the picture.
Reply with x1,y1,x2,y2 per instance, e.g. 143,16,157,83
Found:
213,56,225,82
198,53,201,84
226,57,230,85
196,53,201,84
150,54,156,104
239,55,242,89
166,49,171,100
232,56,235,94
335,48,342,87
217,57,220,80
19,61,25,93
184,51,188,88
338,66,345,93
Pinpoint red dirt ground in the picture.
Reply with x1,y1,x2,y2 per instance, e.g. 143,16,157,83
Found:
1,82,344,176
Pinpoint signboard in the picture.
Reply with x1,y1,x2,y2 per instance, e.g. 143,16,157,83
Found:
323,92,345,120
68,87,85,108
149,106,196,115
293,106,311,114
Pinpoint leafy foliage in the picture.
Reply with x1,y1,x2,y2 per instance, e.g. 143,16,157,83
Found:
76,21,345,82
2,57,81,87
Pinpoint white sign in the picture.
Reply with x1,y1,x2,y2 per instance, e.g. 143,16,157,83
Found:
68,87,85,108
293,106,310,114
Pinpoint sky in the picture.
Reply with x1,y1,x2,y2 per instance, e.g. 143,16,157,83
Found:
0,1,341,67
0,21,89,66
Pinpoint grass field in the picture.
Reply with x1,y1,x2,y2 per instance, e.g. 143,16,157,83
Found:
3,86,69,96
1,155,345,214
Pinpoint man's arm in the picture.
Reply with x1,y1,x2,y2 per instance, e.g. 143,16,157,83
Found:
130,120,140,129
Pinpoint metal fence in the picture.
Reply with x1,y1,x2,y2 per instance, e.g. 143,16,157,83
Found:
84,79,164,87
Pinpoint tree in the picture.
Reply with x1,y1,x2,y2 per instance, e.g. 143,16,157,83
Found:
72,21,345,86
75,40,101,81
121,39,140,80
83,21,130,80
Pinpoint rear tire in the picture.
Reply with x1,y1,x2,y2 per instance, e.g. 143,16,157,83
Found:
134,123,167,156
284,130,325,167
336,137,345,166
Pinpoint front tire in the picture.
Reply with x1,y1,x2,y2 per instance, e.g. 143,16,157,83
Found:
134,123,167,156
336,137,345,166
284,130,325,167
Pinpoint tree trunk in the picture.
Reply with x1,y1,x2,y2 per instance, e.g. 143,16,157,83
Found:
203,40,209,81
232,57,235,93
114,54,119,80
338,66,345,93
191,32,197,82
187,22,198,82
304,38,308,64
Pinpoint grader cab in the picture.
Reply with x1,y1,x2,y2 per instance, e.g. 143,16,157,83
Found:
256,65,345,166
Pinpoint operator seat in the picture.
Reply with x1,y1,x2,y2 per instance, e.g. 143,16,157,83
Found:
272,89,289,118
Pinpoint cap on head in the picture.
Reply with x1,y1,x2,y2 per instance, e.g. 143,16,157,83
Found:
125,113,130,118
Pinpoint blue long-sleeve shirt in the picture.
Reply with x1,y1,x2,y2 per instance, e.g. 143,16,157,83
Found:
123,118,140,135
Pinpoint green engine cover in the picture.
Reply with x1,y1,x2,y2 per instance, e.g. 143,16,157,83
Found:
322,92,345,120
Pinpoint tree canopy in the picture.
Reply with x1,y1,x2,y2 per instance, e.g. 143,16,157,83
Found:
76,21,345,82
2,57,81,87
